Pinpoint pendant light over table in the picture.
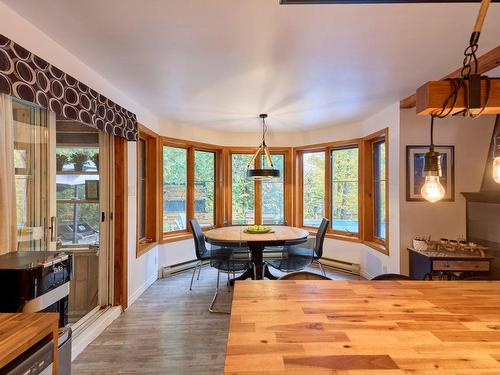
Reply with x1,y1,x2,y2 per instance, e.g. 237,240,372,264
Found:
246,114,280,180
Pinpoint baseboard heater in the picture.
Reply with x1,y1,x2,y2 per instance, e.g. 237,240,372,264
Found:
160,259,202,278
319,257,361,276
160,257,360,278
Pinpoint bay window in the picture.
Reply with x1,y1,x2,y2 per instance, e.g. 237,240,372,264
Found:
194,150,216,227
331,146,359,235
163,146,188,233
229,149,290,226
261,154,285,225
231,153,255,225
161,138,222,240
302,151,325,227
296,130,389,253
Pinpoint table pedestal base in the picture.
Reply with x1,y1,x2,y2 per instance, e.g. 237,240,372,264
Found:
229,243,278,284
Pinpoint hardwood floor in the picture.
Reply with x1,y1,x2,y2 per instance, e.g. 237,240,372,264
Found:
72,265,360,375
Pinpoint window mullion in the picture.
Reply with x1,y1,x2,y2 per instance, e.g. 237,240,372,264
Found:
254,155,262,225
325,149,332,230
186,147,195,227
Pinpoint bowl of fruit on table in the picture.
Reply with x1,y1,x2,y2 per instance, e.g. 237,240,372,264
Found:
245,225,272,234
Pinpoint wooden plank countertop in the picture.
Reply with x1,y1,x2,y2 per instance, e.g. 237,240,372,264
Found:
0,313,59,374
224,280,500,374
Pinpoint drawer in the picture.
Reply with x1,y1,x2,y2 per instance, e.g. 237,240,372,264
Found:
432,260,490,272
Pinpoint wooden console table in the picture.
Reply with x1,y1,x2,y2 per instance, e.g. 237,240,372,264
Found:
0,313,59,374
408,247,493,280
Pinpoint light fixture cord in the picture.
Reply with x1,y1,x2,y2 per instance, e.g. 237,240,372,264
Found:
262,116,267,145
430,116,435,151
429,0,491,120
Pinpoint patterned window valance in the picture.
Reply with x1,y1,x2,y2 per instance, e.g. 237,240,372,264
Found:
0,34,137,141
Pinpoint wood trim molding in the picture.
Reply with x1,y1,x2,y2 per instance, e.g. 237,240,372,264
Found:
113,136,128,309
136,124,160,258
400,45,500,109
361,128,389,254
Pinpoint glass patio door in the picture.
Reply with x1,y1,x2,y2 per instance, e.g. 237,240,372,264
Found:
12,97,112,326
13,99,49,251
54,117,111,324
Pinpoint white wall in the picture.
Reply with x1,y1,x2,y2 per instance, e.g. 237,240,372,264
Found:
0,2,159,131
399,110,495,275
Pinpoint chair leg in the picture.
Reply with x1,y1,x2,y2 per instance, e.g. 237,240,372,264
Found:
209,270,230,314
189,261,200,291
316,260,326,276
197,262,203,280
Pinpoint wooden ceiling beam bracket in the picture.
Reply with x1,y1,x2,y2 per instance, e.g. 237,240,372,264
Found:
416,78,500,115
401,45,500,109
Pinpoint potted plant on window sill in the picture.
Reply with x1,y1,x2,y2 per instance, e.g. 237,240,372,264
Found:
70,151,89,172
56,153,69,172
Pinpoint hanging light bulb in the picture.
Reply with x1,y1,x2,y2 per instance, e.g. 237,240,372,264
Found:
493,136,500,184
421,175,446,203
493,157,500,183
421,117,446,203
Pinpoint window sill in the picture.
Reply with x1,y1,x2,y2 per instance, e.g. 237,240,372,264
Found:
326,232,361,243
363,240,389,255
302,228,361,244
160,232,193,244
136,240,158,258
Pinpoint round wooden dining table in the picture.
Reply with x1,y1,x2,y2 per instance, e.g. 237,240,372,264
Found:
204,226,309,281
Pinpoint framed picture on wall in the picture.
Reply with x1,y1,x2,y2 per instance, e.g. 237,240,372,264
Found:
406,145,455,202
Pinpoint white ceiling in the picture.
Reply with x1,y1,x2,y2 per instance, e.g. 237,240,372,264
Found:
2,0,500,132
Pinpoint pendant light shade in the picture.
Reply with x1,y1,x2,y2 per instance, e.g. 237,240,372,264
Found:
246,114,280,180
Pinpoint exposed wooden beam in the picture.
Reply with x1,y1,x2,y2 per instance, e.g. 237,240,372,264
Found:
400,45,500,109
416,78,500,115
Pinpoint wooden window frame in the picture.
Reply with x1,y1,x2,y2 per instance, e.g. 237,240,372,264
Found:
330,144,361,239
136,124,159,257
160,137,224,242
226,147,292,226
294,139,362,243
361,128,389,255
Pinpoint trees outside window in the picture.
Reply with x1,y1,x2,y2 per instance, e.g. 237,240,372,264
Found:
163,146,187,232
261,154,285,225
373,141,386,240
331,147,359,234
302,151,325,227
231,154,255,225
194,150,215,227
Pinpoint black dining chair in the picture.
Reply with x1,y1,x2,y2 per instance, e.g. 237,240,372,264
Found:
265,218,329,277
278,271,332,280
371,273,412,280
209,243,255,314
188,219,211,291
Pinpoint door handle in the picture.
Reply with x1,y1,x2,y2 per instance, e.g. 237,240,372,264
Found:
49,216,58,242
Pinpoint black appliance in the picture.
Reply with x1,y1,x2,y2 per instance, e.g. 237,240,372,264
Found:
0,251,73,375
0,251,72,326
